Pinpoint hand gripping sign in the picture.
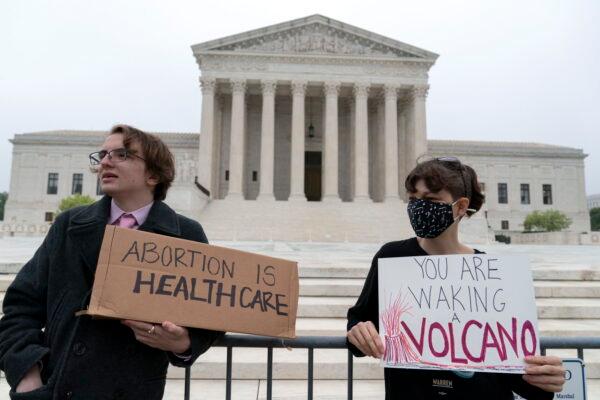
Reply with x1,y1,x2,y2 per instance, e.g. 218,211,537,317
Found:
79,226,299,338
378,254,540,373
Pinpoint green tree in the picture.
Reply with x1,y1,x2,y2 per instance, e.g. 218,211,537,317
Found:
0,192,7,221
57,194,95,215
524,210,572,232
591,207,600,231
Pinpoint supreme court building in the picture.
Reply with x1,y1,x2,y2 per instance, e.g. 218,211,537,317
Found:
2,15,591,243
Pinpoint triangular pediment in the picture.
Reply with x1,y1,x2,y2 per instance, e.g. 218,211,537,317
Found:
192,15,438,61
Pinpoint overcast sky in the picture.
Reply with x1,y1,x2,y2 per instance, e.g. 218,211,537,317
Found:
1,0,599,195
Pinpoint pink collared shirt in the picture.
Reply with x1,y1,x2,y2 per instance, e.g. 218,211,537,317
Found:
108,199,154,227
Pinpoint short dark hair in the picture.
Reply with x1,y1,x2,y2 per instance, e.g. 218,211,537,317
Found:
109,124,175,201
405,158,485,216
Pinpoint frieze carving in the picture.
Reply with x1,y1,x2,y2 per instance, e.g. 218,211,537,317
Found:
200,55,429,79
213,23,420,58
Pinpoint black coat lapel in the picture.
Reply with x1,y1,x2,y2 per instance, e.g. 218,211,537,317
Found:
67,196,111,281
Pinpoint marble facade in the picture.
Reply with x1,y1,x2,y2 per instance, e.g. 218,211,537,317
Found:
0,15,591,242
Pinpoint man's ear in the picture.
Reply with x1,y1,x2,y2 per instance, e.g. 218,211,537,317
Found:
146,174,159,188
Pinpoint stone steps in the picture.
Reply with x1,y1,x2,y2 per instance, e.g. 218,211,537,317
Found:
299,278,600,298
295,296,600,319
295,317,600,338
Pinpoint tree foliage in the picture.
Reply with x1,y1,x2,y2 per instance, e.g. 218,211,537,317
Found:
0,192,7,221
591,207,600,231
523,210,572,232
57,194,95,214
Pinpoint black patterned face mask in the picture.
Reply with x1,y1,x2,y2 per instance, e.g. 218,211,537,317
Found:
407,198,459,239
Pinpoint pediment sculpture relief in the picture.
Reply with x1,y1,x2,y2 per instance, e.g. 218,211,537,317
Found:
213,23,419,58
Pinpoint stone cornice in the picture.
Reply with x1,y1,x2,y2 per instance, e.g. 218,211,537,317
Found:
10,131,199,148
428,140,587,160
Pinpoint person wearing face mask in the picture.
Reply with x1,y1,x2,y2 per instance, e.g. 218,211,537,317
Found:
346,157,565,400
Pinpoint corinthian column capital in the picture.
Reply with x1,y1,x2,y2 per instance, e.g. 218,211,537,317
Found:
230,79,247,94
324,81,341,97
291,80,307,96
261,80,277,95
199,77,216,94
353,82,370,98
384,84,399,99
411,84,430,100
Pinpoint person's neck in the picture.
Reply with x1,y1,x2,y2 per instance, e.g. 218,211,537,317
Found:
417,225,473,255
113,194,154,213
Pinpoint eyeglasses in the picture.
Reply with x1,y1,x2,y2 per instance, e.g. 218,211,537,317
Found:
89,148,145,166
434,157,471,199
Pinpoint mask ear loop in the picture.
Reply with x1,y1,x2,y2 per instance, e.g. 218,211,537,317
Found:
451,200,477,221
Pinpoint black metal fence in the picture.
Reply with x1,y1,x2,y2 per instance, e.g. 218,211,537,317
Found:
182,335,600,400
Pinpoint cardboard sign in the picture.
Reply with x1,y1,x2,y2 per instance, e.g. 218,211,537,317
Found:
81,226,299,338
378,254,540,373
514,358,587,399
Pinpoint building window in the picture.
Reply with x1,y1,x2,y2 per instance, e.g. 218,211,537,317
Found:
252,171,258,182
47,173,59,195
501,220,509,230
225,170,229,181
498,183,508,204
520,183,530,204
96,177,104,196
45,212,54,222
543,184,553,205
72,173,83,195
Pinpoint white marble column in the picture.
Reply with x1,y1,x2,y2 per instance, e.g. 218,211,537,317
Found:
397,100,408,199
407,85,429,170
257,80,276,201
323,81,341,201
227,79,246,199
289,80,307,201
353,82,370,201
197,77,216,197
384,85,399,200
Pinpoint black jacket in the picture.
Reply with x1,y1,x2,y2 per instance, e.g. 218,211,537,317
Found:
347,238,553,400
0,196,223,400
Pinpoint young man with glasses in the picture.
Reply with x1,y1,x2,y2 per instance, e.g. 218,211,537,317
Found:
0,125,223,399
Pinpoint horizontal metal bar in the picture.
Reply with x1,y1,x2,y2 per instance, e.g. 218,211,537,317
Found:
540,337,600,349
214,334,348,349
213,335,600,351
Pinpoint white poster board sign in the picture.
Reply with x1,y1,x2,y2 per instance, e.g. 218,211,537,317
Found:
378,254,540,373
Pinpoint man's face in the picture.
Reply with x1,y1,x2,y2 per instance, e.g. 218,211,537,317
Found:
97,134,156,201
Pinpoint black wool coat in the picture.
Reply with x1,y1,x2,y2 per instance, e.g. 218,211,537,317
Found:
0,196,223,400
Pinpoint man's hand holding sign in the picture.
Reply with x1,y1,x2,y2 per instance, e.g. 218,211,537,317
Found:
80,225,299,338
